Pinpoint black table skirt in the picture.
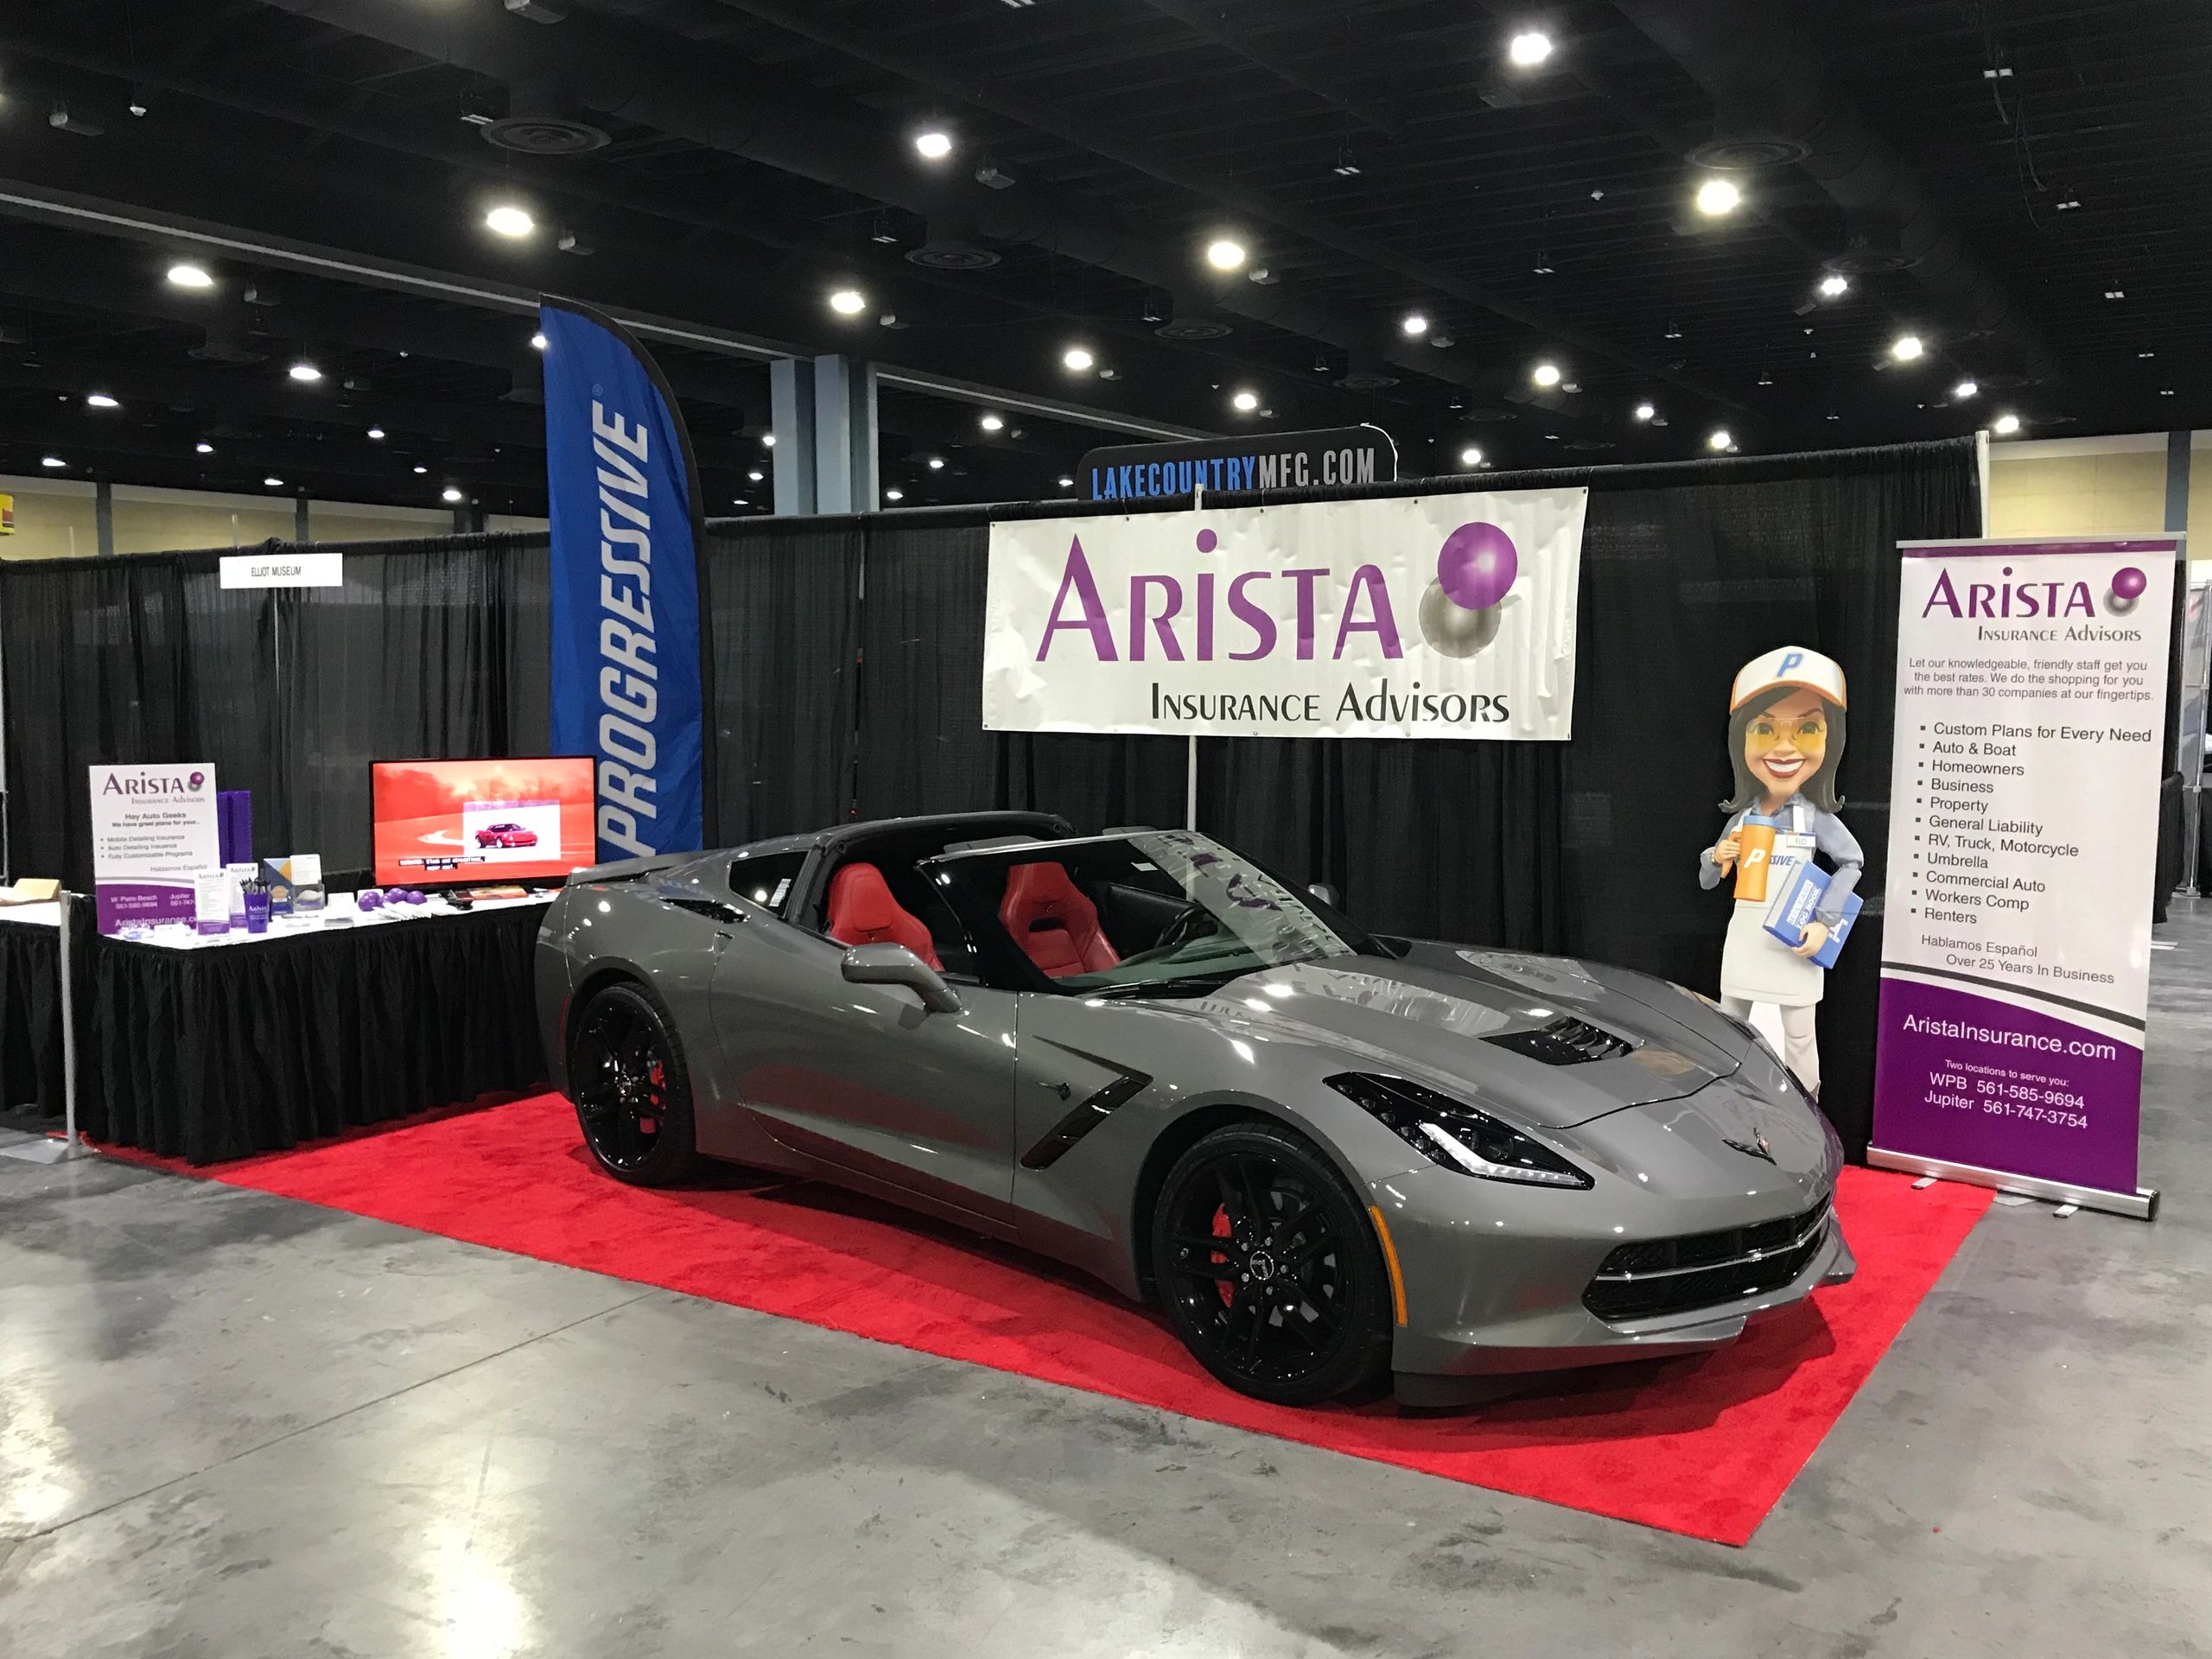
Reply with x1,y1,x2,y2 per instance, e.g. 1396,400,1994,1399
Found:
0,917,64,1117
5,904,549,1165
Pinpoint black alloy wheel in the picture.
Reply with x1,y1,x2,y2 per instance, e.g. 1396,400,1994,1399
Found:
569,981,703,1187
1151,1122,1391,1406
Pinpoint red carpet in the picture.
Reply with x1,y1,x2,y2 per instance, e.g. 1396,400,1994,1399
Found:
121,1094,1989,1544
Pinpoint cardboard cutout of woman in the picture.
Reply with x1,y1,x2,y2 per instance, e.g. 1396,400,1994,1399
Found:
1699,646,1862,1099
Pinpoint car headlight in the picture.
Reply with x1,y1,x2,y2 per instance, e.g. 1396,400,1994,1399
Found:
1325,1073,1592,1189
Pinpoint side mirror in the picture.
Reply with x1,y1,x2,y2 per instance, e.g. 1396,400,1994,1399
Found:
841,942,963,1014
1307,882,1342,909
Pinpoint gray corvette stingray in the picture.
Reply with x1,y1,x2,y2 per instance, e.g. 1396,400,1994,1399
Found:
535,811,1853,1408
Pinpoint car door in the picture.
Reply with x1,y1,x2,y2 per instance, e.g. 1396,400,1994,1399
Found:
709,917,1020,1233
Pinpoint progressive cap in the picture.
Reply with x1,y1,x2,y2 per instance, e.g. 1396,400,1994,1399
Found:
1731,645,1847,712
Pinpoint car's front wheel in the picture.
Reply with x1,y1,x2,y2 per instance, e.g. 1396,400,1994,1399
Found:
1150,1122,1393,1406
568,980,705,1187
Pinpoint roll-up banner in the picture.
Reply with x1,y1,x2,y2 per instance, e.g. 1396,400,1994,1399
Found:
541,300,712,862
1871,535,2184,1217
982,489,1588,740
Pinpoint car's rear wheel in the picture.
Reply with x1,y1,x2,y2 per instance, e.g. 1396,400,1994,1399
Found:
569,981,705,1187
1150,1122,1392,1406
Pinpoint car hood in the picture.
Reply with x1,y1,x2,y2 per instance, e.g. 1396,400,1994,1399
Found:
1176,948,1751,1131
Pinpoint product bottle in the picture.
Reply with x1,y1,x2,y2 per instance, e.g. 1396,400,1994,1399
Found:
243,874,271,935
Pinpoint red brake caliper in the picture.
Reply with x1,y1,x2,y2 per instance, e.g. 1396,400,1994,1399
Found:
641,1059,664,1135
1211,1204,1235,1306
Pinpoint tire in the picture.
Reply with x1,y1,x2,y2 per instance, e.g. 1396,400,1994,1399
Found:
567,980,706,1188
1149,1122,1393,1406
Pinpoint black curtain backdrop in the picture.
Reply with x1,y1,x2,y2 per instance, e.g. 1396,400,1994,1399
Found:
0,440,1981,1154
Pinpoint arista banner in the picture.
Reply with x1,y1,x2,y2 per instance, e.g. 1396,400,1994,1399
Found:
541,299,710,862
982,489,1588,740
1871,535,2182,1216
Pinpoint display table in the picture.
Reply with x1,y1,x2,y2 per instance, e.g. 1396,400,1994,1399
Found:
3,896,550,1165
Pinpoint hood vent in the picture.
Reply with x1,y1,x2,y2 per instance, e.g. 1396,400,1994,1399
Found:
1484,1015,1636,1065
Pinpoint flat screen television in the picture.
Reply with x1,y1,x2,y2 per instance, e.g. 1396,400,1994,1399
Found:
370,756,598,888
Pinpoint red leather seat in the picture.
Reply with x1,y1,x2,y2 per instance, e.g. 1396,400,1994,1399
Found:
826,862,943,969
1000,861,1120,978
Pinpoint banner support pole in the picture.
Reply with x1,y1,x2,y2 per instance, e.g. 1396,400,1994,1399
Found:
4,888,92,1165
1187,480,1202,830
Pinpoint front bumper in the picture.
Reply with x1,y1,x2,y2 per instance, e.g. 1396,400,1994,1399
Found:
1370,1106,1853,1404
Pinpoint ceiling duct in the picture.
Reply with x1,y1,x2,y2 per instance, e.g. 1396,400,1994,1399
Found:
189,321,267,364
1821,216,1919,276
483,69,609,154
1617,0,2055,380
1686,93,1814,171
904,217,999,270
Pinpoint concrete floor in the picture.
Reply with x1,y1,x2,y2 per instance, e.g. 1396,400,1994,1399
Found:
3,907,2208,1658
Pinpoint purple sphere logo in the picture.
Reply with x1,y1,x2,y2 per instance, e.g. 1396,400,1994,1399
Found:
1419,521,1518,658
188,771,206,790
1195,527,1218,554
2107,565,2147,615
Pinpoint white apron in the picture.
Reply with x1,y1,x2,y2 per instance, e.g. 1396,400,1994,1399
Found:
1720,807,1824,1008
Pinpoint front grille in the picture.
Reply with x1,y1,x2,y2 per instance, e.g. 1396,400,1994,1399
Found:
1582,1198,1830,1323
1484,1015,1636,1065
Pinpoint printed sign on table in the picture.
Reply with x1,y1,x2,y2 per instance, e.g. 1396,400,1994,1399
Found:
1871,536,2181,1211
89,762,221,933
982,489,1588,740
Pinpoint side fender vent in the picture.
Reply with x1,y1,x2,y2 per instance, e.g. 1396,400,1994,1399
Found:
1484,1015,1636,1065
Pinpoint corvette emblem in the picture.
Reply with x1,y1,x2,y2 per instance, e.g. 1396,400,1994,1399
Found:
1724,1128,1776,1164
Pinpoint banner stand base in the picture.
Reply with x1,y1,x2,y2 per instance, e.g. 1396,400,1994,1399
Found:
1869,1147,2158,1222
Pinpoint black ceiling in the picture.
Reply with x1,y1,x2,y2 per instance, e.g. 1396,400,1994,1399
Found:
0,0,2203,518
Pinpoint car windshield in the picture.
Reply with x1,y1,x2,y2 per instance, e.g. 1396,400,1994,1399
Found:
924,830,1357,995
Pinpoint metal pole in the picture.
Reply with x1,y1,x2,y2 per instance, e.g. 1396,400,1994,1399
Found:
59,887,79,1151
1187,480,1203,830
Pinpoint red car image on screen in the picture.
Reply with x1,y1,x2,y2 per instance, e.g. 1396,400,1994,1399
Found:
475,823,539,849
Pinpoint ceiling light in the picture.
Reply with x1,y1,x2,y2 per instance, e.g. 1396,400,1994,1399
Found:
484,204,535,238
2055,196,2081,211
1231,389,1260,412
1890,334,1924,361
413,465,429,474
1817,272,1849,298
979,413,1004,431
1993,413,2020,435
288,361,322,383
1061,345,1096,372
1953,378,1979,399
1058,475,1074,488
264,476,284,488
1205,238,1247,272
2138,351,2156,359
884,488,905,502
829,288,868,316
913,129,952,161
367,427,385,440
926,456,944,470
1332,146,1361,177
1707,429,1733,451
195,442,214,454
85,392,118,409
1633,402,1656,422
442,486,464,504
1401,312,1429,337
1458,446,1484,467
731,498,748,507
40,455,64,468
761,433,777,448
530,332,548,350
747,469,764,482
2103,289,2125,302
166,262,214,289
1508,29,1553,67
1694,177,1741,216
1531,361,1561,387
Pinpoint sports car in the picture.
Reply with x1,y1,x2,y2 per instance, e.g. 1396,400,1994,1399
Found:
477,823,539,849
535,812,1853,1408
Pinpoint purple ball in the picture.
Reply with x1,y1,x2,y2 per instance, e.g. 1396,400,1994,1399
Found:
2113,566,2147,601
1436,522,1518,611
359,890,382,911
